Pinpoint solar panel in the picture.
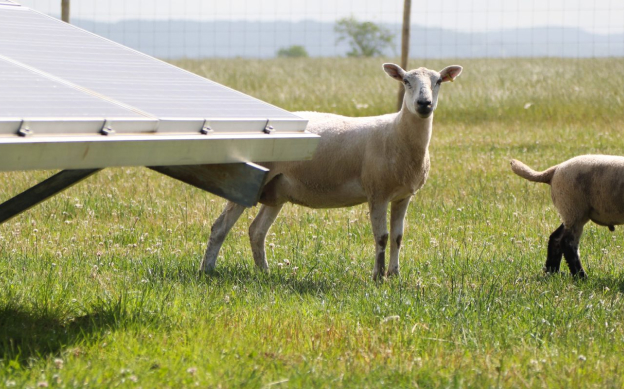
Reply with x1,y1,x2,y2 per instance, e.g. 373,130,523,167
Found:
0,58,148,119
0,3,317,171
0,56,155,136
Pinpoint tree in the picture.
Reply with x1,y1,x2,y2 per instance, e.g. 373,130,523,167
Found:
335,17,394,57
277,45,309,58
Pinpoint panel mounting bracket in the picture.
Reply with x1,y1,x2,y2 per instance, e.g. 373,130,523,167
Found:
200,119,213,135
100,120,115,135
17,120,32,137
263,119,274,134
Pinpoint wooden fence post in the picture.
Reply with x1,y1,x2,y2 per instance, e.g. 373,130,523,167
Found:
61,0,70,23
396,0,411,111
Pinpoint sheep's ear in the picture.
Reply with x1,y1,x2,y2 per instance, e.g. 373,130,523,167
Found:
439,65,463,83
383,63,406,81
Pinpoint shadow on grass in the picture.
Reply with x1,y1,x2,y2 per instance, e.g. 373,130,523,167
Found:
0,294,160,367
138,255,340,296
533,269,624,293
204,264,339,295
587,273,624,293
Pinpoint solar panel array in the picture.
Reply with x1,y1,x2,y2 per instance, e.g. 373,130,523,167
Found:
0,3,307,135
0,3,317,171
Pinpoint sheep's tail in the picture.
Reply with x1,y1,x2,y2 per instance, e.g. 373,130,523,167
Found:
510,159,556,184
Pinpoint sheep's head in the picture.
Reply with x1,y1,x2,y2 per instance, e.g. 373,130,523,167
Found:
383,63,463,118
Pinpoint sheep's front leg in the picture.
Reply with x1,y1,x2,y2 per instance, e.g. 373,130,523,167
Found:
249,204,283,271
369,200,389,281
387,197,411,277
561,225,587,278
200,201,246,273
544,223,565,274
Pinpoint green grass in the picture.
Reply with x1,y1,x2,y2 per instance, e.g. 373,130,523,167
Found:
2,57,624,388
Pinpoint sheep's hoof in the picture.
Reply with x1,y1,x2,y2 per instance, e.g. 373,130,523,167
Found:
199,260,217,274
386,268,400,278
542,266,560,275
573,270,588,279
372,272,386,282
198,267,218,277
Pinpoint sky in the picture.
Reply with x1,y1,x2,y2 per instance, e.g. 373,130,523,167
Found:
14,0,624,34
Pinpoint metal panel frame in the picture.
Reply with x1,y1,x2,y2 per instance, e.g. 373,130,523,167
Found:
0,132,319,172
0,3,319,217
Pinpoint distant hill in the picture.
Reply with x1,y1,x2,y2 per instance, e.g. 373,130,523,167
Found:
71,19,624,59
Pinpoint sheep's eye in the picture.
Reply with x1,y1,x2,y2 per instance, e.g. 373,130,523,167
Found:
403,79,410,87
435,78,442,86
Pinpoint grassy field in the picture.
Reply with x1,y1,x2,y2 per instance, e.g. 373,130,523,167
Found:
2,57,624,388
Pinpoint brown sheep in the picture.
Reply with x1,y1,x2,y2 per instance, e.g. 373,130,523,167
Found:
511,155,624,277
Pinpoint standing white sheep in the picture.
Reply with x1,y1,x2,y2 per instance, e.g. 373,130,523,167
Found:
201,63,463,279
511,155,624,278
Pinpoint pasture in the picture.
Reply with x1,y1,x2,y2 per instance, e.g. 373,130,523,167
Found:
1,57,624,387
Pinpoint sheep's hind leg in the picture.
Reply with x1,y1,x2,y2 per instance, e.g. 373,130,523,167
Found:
387,197,411,277
200,201,246,273
249,204,283,271
369,200,390,281
544,223,565,274
561,225,587,278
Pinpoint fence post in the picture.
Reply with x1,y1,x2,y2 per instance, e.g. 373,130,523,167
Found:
396,0,411,111
61,0,70,23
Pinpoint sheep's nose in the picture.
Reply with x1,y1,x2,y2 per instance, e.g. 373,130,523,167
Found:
416,99,433,116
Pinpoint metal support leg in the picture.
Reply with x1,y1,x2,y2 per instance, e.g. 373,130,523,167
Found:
0,169,101,224
149,162,269,207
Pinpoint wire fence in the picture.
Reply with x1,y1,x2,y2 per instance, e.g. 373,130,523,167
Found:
15,0,624,59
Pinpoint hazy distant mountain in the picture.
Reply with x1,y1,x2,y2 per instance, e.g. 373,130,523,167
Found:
72,19,624,59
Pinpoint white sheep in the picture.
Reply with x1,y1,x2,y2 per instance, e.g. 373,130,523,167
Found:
201,63,463,279
511,155,624,278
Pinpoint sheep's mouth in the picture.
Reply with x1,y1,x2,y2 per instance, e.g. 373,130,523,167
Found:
416,108,433,118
